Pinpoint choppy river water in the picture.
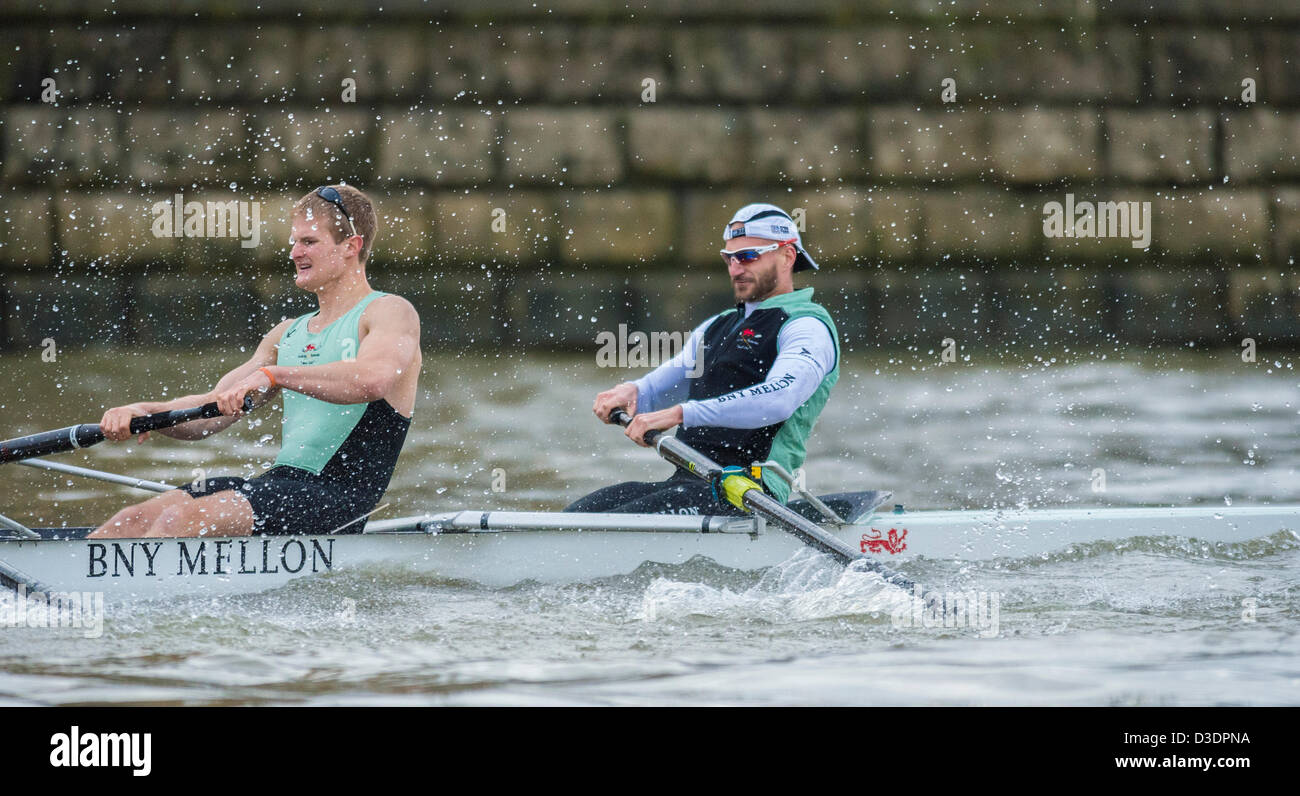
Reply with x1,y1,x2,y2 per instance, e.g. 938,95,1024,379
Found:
0,347,1296,705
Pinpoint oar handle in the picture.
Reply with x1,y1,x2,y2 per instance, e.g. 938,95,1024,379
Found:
609,408,664,446
0,397,254,464
126,399,238,436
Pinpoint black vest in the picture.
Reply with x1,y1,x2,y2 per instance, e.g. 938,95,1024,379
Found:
676,304,793,469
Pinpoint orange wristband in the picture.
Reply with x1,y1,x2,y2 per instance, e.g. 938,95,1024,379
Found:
259,367,278,389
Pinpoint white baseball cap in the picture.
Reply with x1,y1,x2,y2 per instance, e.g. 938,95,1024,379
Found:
722,203,819,272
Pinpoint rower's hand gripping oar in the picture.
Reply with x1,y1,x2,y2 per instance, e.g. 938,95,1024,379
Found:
609,409,915,590
0,397,254,465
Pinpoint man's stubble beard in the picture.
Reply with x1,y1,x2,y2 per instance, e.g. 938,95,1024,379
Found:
733,264,780,303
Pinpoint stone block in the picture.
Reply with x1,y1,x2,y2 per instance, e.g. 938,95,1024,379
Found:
1105,110,1215,182
134,278,262,347
502,110,623,185
868,268,995,343
991,267,1108,343
625,109,747,182
988,110,1101,183
1109,268,1229,342
3,107,124,184
299,27,427,101
811,274,877,351
57,192,180,266
790,28,912,101
430,29,511,101
377,272,504,348
909,28,1143,102
173,190,284,271
368,192,436,268
244,191,300,266
174,25,299,101
431,191,559,265
505,272,640,349
627,271,736,347
1150,30,1268,103
791,187,923,262
868,108,987,180
679,191,762,267
1104,1,1300,22
667,28,795,102
922,190,1036,258
558,191,675,265
1224,111,1300,181
374,111,495,184
749,110,864,182
1274,188,1300,266
1157,189,1269,257
46,26,171,102
1226,270,1299,339
0,194,54,268
3,107,60,182
499,25,669,102
250,109,374,183
124,109,249,185
5,274,132,346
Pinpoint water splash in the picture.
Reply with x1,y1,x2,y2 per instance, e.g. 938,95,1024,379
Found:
639,549,912,624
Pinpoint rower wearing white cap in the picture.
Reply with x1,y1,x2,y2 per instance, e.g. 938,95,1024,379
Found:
571,203,839,515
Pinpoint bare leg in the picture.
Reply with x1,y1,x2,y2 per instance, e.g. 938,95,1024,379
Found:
144,490,256,538
91,490,194,539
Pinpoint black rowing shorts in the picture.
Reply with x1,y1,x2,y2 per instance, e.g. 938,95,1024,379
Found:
178,466,377,535
563,469,750,516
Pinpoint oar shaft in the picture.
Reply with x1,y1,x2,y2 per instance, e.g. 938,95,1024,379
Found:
0,399,249,465
0,558,52,594
609,409,915,589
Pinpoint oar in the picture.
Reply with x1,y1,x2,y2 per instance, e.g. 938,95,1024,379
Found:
18,459,173,493
0,557,52,594
609,409,915,590
0,397,253,465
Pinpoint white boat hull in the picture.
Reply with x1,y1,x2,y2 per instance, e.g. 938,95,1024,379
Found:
2,505,1297,601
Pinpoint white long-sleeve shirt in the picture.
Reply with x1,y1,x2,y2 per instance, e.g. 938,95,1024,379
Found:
633,302,837,430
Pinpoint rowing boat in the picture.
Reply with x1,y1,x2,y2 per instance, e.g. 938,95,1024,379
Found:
2,498,1296,601
2,403,1297,601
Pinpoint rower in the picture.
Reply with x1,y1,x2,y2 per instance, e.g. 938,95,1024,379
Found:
569,202,839,516
91,185,422,539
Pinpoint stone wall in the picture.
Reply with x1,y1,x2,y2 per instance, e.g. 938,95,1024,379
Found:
1,1,1297,351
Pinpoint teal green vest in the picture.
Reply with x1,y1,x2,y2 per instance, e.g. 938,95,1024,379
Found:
759,291,839,502
274,292,387,474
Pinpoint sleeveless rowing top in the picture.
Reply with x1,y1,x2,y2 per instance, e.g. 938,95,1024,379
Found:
272,293,410,497
675,288,839,503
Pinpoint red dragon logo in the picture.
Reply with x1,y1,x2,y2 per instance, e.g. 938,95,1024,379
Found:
860,528,908,555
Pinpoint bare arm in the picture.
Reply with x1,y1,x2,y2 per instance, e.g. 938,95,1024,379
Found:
209,296,421,412
259,296,420,405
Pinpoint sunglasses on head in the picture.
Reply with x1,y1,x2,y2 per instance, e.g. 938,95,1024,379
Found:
719,238,796,265
315,186,359,238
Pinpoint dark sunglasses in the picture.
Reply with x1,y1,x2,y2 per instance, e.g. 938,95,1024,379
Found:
315,186,359,238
